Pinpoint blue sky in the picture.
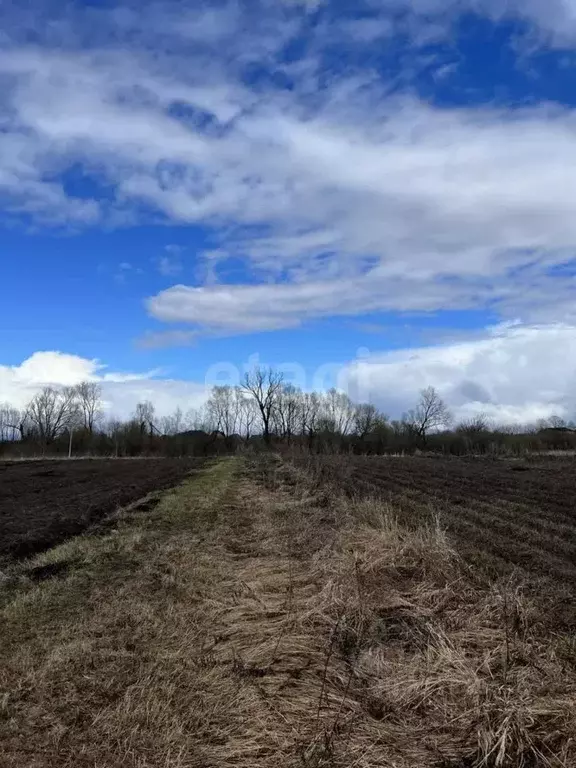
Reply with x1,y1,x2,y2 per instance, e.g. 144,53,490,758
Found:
2,0,576,422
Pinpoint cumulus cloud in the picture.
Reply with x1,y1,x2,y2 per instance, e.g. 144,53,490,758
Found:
0,351,207,418
343,323,576,424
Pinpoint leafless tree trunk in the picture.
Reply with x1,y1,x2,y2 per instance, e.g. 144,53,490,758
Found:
236,389,258,441
354,403,379,440
206,386,240,440
241,367,284,446
134,401,156,438
0,404,25,441
300,391,321,452
184,406,209,432
275,385,301,443
322,388,355,436
315,389,355,451
26,386,80,447
406,386,452,445
161,407,185,436
75,382,102,433
105,418,123,457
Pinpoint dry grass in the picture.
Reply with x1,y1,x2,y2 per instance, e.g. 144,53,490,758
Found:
0,458,239,767
0,455,575,767
302,498,576,766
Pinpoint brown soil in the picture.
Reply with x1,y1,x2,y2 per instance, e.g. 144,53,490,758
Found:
0,458,206,559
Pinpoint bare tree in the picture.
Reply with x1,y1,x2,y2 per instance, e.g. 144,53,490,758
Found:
537,414,569,431
206,386,241,439
27,386,80,446
183,406,207,432
286,391,319,451
75,382,102,434
104,418,124,457
241,367,284,446
299,392,320,440
456,414,491,436
406,387,452,445
353,403,380,440
236,389,258,440
161,407,186,436
321,388,355,436
134,401,156,436
275,384,301,442
0,403,26,441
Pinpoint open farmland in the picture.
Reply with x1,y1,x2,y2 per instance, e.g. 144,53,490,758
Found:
1,455,576,767
293,454,576,584
0,457,206,560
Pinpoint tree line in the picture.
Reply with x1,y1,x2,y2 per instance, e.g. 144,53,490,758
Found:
1,368,574,457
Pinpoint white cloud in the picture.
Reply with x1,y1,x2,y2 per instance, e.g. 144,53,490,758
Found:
137,329,199,349
2,2,576,333
147,273,502,332
158,254,182,277
137,90,576,331
370,0,576,44
343,323,576,424
97,378,208,420
8,352,104,390
4,326,576,427
474,0,576,44
0,351,207,418
3,37,576,330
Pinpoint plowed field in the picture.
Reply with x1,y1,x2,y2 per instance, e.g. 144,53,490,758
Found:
0,458,206,559
295,455,576,583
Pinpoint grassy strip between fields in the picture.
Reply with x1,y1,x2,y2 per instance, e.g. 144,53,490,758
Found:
1,455,576,767
0,458,239,766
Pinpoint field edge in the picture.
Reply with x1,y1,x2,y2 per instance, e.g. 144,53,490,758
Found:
0,457,240,653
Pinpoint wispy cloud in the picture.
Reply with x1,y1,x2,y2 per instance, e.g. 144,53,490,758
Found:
2,1,576,334
147,273,508,334
114,260,143,283
157,246,183,277
136,329,199,349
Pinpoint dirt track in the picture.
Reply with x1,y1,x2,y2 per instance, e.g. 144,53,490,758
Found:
294,455,576,583
0,458,205,559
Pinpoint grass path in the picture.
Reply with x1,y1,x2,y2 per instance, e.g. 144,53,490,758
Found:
1,456,575,767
